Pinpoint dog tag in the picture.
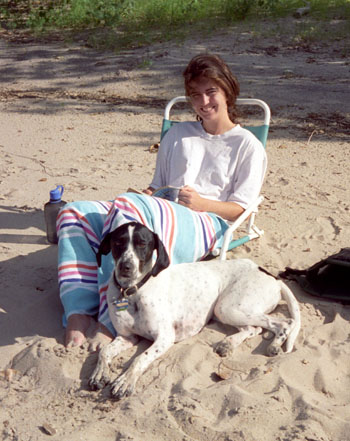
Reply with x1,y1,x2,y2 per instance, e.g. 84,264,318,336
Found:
113,298,129,311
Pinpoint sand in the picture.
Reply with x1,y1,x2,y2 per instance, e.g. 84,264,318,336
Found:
1,19,350,441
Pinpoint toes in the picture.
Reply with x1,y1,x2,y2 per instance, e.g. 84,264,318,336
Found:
267,344,283,357
66,336,85,348
214,341,232,357
88,340,101,353
110,385,131,401
89,373,110,391
88,330,113,353
110,374,135,400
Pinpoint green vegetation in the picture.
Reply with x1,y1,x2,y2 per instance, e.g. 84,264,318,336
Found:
1,0,349,50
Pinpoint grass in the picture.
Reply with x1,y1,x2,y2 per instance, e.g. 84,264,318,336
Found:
0,0,349,50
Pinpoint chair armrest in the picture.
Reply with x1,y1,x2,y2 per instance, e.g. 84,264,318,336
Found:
219,195,264,260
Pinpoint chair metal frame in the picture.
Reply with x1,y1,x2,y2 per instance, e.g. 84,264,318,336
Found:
160,96,271,260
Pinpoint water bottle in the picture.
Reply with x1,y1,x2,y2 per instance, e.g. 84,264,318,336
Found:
44,185,67,244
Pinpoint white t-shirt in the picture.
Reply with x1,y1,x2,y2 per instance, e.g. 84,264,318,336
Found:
150,121,267,209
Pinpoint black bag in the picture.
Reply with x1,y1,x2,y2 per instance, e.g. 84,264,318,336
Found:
279,248,350,304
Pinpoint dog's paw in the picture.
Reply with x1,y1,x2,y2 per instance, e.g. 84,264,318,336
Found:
266,344,283,357
214,340,232,358
110,371,136,400
89,370,111,391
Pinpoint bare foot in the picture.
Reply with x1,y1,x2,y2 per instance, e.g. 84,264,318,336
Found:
65,314,94,347
88,323,114,352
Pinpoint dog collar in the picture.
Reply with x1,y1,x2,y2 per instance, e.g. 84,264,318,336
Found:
113,272,152,297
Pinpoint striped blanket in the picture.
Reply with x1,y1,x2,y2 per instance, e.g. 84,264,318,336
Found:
58,193,229,334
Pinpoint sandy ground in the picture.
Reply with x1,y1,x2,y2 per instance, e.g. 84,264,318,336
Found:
0,19,350,441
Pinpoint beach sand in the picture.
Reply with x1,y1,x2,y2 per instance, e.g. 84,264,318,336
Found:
1,21,350,441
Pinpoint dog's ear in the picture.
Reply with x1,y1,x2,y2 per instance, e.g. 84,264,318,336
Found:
96,233,112,267
151,233,170,277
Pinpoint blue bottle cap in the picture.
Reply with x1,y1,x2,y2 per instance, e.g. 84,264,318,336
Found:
50,185,64,202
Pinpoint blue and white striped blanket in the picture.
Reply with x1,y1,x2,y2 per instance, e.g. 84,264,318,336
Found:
58,193,229,334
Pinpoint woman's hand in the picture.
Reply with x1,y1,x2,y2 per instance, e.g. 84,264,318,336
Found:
142,187,154,195
178,185,244,222
178,186,205,211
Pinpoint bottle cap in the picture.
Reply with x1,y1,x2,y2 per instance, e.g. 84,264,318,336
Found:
50,185,64,202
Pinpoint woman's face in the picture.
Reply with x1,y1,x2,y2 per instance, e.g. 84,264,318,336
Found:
188,77,229,126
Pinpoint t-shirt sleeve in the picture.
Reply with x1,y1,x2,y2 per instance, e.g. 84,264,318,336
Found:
150,127,175,189
227,138,267,209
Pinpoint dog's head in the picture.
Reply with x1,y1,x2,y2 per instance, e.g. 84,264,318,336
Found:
96,222,170,287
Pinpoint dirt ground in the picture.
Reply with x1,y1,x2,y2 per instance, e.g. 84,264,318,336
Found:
0,18,350,441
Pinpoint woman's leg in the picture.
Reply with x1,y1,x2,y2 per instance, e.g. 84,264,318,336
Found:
57,200,114,346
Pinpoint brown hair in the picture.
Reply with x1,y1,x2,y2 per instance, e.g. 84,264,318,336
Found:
183,53,240,123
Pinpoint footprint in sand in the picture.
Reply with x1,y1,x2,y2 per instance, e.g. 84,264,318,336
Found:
301,215,341,243
7,339,83,392
269,215,342,255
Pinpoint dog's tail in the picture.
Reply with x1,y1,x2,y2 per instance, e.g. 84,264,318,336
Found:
278,280,301,353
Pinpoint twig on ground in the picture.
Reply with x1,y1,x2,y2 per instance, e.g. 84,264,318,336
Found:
307,129,316,145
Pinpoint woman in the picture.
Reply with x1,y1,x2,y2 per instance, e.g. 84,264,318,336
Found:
58,53,267,348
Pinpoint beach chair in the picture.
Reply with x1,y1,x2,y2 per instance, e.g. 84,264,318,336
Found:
159,96,271,260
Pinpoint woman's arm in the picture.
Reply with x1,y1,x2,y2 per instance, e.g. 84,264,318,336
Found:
178,186,244,222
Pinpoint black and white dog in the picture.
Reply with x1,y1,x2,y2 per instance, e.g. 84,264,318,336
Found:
89,222,300,400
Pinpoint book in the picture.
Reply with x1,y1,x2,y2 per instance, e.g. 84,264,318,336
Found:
127,186,181,202
152,186,181,202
